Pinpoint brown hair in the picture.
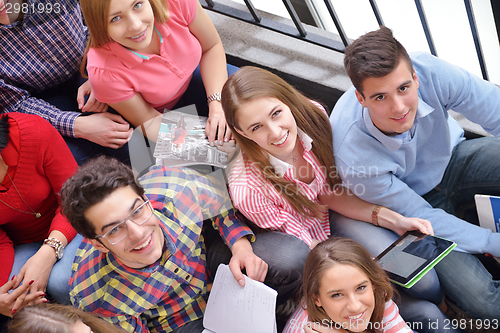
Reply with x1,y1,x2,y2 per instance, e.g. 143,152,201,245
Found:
221,66,341,219
344,26,413,96
61,156,144,239
303,237,394,332
8,304,124,333
79,0,170,77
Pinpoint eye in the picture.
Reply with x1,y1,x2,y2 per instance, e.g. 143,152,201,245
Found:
331,293,342,298
131,204,144,218
271,110,281,117
399,86,409,92
110,15,121,23
251,125,261,132
375,95,385,101
357,284,367,292
134,2,142,9
108,224,124,236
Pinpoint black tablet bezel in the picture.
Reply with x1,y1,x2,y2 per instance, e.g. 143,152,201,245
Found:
375,230,455,286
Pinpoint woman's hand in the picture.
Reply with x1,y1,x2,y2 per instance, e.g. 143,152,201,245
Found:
206,103,232,145
0,278,47,317
77,80,109,113
16,245,57,295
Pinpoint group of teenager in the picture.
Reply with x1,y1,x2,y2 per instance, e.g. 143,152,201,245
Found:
1,0,500,332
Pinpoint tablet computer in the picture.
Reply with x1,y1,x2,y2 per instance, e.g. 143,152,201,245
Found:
375,231,456,288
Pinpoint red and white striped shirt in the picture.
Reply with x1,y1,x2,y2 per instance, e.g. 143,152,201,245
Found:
228,129,334,246
283,299,413,333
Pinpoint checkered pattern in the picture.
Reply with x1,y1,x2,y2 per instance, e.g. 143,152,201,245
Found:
70,166,254,333
0,0,86,137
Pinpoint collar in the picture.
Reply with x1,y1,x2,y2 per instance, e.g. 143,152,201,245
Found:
268,129,313,177
107,22,167,68
362,97,433,151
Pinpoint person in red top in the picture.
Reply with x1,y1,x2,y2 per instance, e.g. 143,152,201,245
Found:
0,113,81,317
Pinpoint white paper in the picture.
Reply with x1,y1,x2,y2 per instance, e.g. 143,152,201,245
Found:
203,264,277,333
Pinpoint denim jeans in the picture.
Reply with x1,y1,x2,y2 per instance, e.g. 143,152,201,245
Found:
422,137,500,319
206,230,310,307
33,74,130,166
171,318,204,333
8,234,84,304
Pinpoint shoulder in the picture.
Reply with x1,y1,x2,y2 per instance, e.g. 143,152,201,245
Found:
167,0,197,24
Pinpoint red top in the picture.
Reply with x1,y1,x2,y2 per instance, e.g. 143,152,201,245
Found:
0,113,78,284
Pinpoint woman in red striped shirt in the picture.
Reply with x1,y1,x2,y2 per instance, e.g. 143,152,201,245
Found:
221,67,431,249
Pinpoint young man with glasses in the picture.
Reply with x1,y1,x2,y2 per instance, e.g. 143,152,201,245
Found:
61,156,308,333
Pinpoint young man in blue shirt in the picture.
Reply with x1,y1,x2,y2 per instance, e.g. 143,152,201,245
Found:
330,26,500,324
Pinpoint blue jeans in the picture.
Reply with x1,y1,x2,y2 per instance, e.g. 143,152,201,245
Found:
206,230,310,307
8,234,84,304
422,137,500,319
34,74,130,165
329,212,454,332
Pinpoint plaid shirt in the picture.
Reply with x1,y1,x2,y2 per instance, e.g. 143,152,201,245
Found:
0,0,86,137
69,166,254,333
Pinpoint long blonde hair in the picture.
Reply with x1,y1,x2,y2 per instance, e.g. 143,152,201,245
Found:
79,0,170,77
222,66,341,219
303,238,394,332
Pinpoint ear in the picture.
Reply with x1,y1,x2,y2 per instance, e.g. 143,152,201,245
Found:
313,295,322,308
354,89,367,108
234,127,250,139
88,238,110,253
412,69,419,89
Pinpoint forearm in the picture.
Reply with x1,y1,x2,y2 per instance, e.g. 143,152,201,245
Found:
199,42,228,98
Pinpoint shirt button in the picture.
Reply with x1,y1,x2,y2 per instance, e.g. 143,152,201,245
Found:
185,275,190,280
52,57,58,62
65,71,70,75
37,40,42,44
174,268,179,273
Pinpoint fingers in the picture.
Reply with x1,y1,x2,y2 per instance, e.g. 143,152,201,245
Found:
76,87,89,110
103,112,131,125
206,120,218,145
223,125,232,142
419,219,434,235
228,260,246,287
0,276,17,294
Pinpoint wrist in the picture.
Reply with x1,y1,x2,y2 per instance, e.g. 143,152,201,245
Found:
375,206,399,229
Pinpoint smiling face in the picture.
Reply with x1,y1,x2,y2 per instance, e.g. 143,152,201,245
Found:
107,0,155,52
355,59,419,136
234,97,298,161
85,186,164,269
314,263,375,332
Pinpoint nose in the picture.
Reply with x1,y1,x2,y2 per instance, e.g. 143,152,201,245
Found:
125,219,145,241
127,14,142,32
268,123,281,139
391,95,406,113
346,294,363,313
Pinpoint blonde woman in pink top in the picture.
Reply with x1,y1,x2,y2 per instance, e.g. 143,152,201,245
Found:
80,0,235,144
221,67,432,249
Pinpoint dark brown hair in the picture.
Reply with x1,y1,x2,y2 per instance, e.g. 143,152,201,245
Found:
61,156,144,239
222,66,341,219
8,303,124,333
344,26,413,96
79,0,169,77
303,237,394,332
0,115,10,153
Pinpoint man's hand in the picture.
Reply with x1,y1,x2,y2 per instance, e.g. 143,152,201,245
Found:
228,237,268,287
77,80,109,113
391,216,434,236
74,112,133,148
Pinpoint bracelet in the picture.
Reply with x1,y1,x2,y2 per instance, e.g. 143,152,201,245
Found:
207,92,222,104
372,205,383,227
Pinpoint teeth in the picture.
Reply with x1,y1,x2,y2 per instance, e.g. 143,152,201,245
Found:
134,235,151,250
347,312,363,320
131,30,145,39
0,5,5,11
272,131,288,145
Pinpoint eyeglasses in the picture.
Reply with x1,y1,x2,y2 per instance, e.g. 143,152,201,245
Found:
95,199,154,245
